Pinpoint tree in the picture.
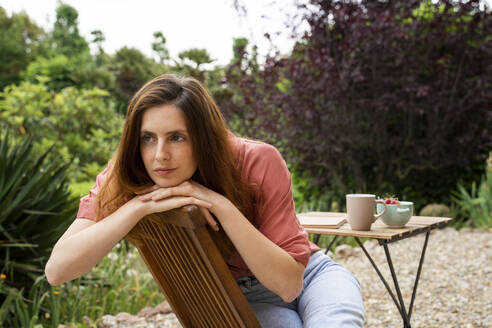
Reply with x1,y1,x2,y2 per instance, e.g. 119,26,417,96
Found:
175,48,215,81
50,3,89,57
220,0,492,209
91,29,105,58
0,6,44,89
152,31,170,63
111,46,162,113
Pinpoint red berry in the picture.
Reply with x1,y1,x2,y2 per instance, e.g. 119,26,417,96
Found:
385,199,392,204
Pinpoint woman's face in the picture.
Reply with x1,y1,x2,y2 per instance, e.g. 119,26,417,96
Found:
139,104,197,187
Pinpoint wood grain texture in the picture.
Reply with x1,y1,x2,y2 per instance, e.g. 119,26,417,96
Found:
126,205,261,328
301,213,451,240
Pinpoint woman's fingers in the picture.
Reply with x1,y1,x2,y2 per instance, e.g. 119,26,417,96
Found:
138,188,171,201
139,182,197,202
135,184,160,195
171,197,212,210
141,196,212,216
200,207,219,231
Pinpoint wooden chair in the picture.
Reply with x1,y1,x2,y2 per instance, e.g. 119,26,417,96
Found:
125,205,261,328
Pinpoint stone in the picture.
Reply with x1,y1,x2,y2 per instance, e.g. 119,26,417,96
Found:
335,244,354,258
353,247,363,257
155,300,173,314
99,315,116,328
363,239,378,249
115,312,133,322
137,306,160,317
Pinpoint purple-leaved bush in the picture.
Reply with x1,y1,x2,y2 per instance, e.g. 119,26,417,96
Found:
219,0,492,208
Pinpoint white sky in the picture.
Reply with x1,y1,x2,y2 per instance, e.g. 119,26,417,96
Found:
1,0,306,66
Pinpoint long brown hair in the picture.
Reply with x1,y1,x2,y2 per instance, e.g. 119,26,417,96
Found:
96,74,255,223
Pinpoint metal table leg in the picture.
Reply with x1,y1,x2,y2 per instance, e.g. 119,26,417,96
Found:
355,237,405,321
355,231,431,328
313,234,339,255
325,235,339,254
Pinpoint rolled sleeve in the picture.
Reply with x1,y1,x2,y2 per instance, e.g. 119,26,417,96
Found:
76,165,110,221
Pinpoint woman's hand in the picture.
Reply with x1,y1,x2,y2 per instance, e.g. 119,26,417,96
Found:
136,181,224,231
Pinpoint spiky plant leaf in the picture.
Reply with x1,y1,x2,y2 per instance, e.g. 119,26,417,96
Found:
0,132,78,290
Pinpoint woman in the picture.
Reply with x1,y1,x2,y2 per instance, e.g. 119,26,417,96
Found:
45,74,364,327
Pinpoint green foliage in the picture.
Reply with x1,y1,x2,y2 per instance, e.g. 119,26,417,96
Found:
50,3,89,58
452,152,492,229
292,166,342,213
222,0,492,212
91,29,105,55
23,53,116,93
23,55,74,91
0,242,165,327
152,31,170,64
69,181,95,200
0,133,78,291
0,276,48,328
20,4,114,94
174,48,215,82
0,81,123,182
111,46,164,113
0,6,45,89
419,203,451,217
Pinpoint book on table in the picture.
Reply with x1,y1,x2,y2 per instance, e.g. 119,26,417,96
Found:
297,212,347,229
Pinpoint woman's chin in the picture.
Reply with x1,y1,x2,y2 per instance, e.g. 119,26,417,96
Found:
152,177,184,188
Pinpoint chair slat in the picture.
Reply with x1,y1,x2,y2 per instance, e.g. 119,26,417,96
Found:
174,226,240,327
140,221,205,327
126,205,261,328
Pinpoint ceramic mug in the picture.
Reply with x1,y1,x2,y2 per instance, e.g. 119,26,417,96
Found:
376,201,413,228
346,194,387,231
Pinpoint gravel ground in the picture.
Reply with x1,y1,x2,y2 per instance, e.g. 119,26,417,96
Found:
337,227,492,328
97,228,491,327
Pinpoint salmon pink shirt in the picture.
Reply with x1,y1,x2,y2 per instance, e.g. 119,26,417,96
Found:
77,134,320,278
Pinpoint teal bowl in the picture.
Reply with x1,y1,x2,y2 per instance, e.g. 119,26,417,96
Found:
376,201,413,228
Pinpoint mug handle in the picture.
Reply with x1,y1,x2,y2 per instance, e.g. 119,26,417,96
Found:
373,199,387,222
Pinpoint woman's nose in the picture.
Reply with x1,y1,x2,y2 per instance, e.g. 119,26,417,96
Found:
155,142,171,161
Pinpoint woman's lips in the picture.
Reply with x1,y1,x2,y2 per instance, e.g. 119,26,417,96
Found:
154,168,176,176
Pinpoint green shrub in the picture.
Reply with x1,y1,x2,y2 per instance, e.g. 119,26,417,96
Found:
0,133,78,290
419,203,451,217
221,0,492,211
452,152,492,229
0,80,123,182
69,181,94,199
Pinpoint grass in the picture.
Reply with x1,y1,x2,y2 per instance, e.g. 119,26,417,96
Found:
0,241,165,327
54,241,165,326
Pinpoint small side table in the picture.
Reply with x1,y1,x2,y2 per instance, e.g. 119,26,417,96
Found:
299,212,451,328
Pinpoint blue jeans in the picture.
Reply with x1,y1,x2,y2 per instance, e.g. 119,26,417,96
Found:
236,251,364,327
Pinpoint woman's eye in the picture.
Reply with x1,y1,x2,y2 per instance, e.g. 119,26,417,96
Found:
171,135,184,142
142,135,153,143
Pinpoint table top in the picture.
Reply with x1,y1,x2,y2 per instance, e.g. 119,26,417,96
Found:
299,212,452,242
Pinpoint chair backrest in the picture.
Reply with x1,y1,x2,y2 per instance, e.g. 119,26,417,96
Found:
126,205,261,328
